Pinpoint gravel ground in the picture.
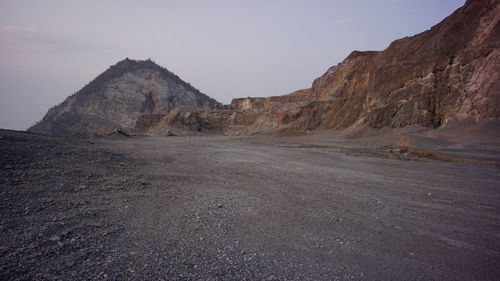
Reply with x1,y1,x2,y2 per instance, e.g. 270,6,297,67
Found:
1,129,499,280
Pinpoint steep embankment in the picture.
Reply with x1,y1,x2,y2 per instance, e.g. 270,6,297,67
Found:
29,59,219,136
152,0,499,136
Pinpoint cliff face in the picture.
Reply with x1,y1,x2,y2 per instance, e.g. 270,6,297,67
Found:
152,0,499,136
314,0,500,130
29,0,499,137
29,59,219,136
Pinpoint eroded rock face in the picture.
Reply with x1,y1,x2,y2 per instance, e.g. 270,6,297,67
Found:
29,59,219,136
30,1,499,137
153,0,499,136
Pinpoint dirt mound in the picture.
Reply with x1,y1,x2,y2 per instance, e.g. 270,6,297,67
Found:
94,127,133,138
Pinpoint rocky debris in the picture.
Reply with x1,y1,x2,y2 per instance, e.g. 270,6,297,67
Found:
28,58,220,136
395,136,412,153
165,129,176,136
0,129,141,280
2,128,500,280
100,127,131,137
148,106,234,136
134,113,167,132
48,236,61,242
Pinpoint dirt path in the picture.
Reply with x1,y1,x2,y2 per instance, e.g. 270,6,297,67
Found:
1,130,500,280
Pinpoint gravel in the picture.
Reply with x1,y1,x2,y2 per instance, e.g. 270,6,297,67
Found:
1,129,499,280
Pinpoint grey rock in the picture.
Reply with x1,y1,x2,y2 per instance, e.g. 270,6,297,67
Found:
49,236,61,242
28,58,220,136
165,129,176,136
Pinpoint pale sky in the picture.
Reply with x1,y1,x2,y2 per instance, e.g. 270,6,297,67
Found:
0,0,465,130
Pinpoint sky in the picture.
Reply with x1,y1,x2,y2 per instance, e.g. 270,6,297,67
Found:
0,0,465,130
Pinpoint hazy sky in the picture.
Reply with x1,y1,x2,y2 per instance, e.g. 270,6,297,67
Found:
0,0,465,130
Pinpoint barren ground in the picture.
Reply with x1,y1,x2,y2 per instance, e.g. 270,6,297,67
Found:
1,129,499,280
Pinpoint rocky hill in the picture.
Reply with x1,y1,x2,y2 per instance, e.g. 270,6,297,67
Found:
151,0,499,136
29,0,498,137
29,58,219,136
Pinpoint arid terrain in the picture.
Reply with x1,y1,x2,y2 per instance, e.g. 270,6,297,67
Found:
28,1,500,138
2,3,499,279
1,128,499,280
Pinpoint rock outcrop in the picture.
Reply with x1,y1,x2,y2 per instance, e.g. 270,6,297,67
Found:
152,0,499,136
29,58,219,136
30,0,499,137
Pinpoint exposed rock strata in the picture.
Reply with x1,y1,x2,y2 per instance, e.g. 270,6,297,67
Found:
152,0,499,136
30,0,499,137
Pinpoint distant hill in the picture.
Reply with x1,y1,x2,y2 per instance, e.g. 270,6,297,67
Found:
29,58,219,136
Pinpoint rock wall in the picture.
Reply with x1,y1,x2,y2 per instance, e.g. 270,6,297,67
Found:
152,0,499,136
29,0,499,137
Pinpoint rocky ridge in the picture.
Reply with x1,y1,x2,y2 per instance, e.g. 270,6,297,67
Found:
28,0,499,137
151,0,499,136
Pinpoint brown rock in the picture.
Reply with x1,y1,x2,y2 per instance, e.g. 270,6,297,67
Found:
157,0,499,136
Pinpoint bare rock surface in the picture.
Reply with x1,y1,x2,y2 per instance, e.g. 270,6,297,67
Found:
1,129,500,280
26,1,499,138
152,0,499,136
28,59,219,136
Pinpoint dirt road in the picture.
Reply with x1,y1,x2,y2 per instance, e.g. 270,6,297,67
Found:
1,130,499,280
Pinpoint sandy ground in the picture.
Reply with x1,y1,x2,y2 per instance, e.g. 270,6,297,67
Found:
1,129,499,280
